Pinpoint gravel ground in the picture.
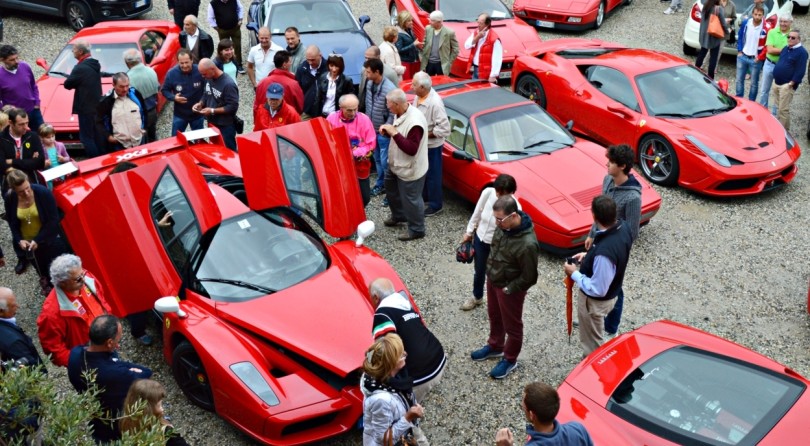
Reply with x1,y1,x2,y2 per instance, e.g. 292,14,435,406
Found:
2,0,810,445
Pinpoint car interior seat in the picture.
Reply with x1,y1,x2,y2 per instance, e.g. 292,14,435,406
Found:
485,119,524,153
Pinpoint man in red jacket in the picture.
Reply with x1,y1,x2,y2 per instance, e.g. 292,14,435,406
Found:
254,83,301,131
254,50,304,121
37,254,111,367
464,13,503,83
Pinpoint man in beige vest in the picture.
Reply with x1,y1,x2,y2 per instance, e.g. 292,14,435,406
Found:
379,89,428,241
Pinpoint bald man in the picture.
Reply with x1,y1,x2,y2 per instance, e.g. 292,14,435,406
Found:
247,27,283,87
193,58,239,150
0,287,44,368
295,45,327,119
369,277,446,403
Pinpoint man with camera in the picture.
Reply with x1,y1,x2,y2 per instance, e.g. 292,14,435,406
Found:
565,195,634,357
0,287,43,369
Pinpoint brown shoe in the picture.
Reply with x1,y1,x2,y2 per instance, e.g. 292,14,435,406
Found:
460,297,483,311
397,231,425,241
384,217,405,227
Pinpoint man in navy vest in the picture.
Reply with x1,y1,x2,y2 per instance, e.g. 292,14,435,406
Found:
565,195,633,357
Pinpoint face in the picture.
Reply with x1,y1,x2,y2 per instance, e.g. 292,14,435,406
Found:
365,66,380,82
107,323,123,351
199,65,213,79
392,349,407,377
71,45,83,60
405,19,413,30
328,63,340,76
607,157,624,177
789,32,801,45
10,116,29,135
183,19,197,35
430,18,443,30
493,210,516,229
285,31,300,48
177,53,192,73
306,52,320,69
0,294,18,318
476,15,488,32
259,30,271,48
780,19,792,32
14,180,32,201
2,53,19,71
61,266,87,293
41,134,56,147
386,98,403,115
114,78,130,97
220,46,234,61
155,400,165,417
364,48,375,60
752,9,764,23
340,100,358,120
266,97,282,110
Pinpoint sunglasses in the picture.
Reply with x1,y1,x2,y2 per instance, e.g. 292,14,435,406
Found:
74,270,87,284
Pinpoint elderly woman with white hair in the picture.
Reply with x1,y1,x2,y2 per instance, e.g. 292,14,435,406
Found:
36,254,111,367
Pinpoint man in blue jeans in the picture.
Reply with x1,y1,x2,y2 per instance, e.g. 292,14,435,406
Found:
411,72,450,216
736,6,766,100
758,12,792,112
162,49,205,136
362,59,395,197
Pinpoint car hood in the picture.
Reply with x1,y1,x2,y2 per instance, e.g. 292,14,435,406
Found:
273,32,370,85
214,263,373,376
519,0,595,13
447,20,542,61
38,76,113,127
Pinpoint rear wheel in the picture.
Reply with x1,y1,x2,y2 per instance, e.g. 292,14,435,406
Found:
172,341,215,411
66,1,93,31
682,42,698,56
515,74,547,109
638,134,679,186
594,0,606,29
389,3,398,26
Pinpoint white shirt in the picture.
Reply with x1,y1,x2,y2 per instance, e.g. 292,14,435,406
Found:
742,20,763,56
248,42,283,82
186,29,199,51
465,188,522,244
464,29,503,79
322,75,337,116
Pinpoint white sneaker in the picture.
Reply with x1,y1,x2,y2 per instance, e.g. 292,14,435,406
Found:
663,7,675,14
460,297,483,311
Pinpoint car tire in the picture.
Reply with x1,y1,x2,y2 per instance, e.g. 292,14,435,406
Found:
793,1,809,13
389,3,398,26
172,340,215,411
66,1,93,31
594,0,606,29
682,42,698,56
638,134,679,186
515,74,547,109
625,0,632,5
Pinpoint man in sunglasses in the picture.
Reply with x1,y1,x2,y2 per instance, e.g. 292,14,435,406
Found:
470,195,538,379
771,29,807,130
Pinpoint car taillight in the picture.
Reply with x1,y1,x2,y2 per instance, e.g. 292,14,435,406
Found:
691,3,701,22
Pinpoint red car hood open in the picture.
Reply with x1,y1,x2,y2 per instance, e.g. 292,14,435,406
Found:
38,77,113,130
213,263,372,376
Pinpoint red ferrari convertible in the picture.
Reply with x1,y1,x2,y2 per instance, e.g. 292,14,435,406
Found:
512,39,801,197
387,0,542,80
35,20,180,151
52,121,414,445
417,77,661,255
559,320,810,445
513,0,630,30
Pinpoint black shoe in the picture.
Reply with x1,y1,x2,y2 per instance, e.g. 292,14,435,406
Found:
384,217,405,227
15,258,28,275
371,186,384,196
398,231,425,241
424,207,443,217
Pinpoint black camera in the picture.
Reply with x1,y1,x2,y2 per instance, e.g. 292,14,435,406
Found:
566,257,579,265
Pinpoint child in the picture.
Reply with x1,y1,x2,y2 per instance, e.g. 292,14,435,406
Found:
39,123,71,187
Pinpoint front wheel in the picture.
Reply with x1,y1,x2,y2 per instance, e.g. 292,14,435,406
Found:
638,134,679,186
594,0,606,29
515,74,547,109
682,42,698,56
66,1,93,31
389,3,398,26
172,341,215,411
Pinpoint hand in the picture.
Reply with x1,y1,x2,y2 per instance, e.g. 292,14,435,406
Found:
564,262,577,276
192,102,203,113
461,232,472,243
45,159,52,168
406,404,424,422
573,252,586,262
158,210,174,227
495,428,514,446
488,76,498,83
169,7,174,15
175,93,187,104
474,30,485,42
379,124,396,137
108,135,117,143
32,151,39,158
129,367,143,373
584,236,593,250
57,155,69,163
19,240,30,251
415,40,424,49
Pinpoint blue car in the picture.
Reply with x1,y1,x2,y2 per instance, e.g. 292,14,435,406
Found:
246,0,372,86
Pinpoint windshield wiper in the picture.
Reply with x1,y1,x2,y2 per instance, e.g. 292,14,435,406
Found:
198,278,277,294
489,150,530,156
654,112,693,119
689,107,727,117
49,71,69,77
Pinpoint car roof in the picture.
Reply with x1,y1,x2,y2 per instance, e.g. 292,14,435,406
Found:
70,20,175,44
439,84,529,116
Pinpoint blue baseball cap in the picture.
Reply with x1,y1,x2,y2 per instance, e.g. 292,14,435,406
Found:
266,83,284,99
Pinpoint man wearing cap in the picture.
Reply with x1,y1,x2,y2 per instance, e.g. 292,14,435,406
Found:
254,82,301,131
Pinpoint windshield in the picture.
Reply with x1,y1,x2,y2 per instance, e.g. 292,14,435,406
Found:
440,0,512,21
48,43,139,77
475,103,575,162
637,65,736,118
609,346,804,445
267,0,359,34
193,209,328,302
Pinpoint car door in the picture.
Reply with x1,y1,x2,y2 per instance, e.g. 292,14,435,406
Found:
238,119,366,239
141,29,178,111
59,151,222,316
441,107,484,201
571,64,641,148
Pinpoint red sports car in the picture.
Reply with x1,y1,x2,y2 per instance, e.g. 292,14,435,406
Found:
559,320,810,445
513,0,630,30
511,39,801,196
417,77,661,255
53,121,414,445
387,0,542,80
35,20,180,151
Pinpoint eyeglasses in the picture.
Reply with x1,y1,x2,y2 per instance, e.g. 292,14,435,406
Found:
73,270,87,284
495,212,515,224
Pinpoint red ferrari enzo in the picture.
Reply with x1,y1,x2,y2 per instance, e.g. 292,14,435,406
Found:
387,0,542,80
52,121,413,445
35,20,180,151
418,77,661,255
559,320,810,445
513,0,630,30
512,39,801,197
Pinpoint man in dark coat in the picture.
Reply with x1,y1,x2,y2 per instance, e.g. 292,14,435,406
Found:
0,287,44,368
295,45,327,119
63,39,102,158
168,0,200,28
179,14,214,63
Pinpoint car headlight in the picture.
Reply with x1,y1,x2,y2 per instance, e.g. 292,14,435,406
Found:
515,10,527,17
785,129,798,151
567,17,582,23
230,362,280,406
685,135,731,167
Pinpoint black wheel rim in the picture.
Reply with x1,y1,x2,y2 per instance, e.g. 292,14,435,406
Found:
175,349,213,407
640,139,674,182
517,77,544,107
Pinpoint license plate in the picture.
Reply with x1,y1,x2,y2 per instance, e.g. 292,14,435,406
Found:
134,0,147,7
499,71,512,80
536,20,554,28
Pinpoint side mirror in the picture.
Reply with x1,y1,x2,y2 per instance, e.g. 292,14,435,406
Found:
716,78,729,93
565,120,574,131
358,15,371,28
246,22,259,33
155,296,187,318
452,149,474,162
417,10,430,26
36,58,50,71
356,220,375,247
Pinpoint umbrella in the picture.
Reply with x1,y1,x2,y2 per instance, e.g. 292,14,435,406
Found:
564,275,574,343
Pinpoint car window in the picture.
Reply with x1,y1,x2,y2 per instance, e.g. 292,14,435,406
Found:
637,65,735,117
445,108,476,158
440,0,512,21
278,137,323,225
475,103,575,162
151,169,202,274
140,31,165,64
48,43,139,77
608,346,805,446
268,0,357,34
705,0,775,16
416,0,435,12
584,65,639,112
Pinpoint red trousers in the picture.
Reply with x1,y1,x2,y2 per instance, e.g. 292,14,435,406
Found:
486,280,527,363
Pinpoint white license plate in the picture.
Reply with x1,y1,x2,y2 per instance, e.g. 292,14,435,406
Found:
536,20,554,28
499,71,512,79
135,0,147,7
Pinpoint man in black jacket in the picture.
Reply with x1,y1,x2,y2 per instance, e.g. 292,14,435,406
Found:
63,39,101,158
295,45,327,119
179,14,214,63
193,58,239,150
0,287,44,368
96,73,147,153
168,0,200,28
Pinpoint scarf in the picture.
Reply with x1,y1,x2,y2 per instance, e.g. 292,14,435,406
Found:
362,370,416,408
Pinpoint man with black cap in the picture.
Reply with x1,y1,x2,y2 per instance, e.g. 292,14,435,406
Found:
254,82,301,130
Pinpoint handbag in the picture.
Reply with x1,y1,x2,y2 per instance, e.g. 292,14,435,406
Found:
234,116,245,134
455,240,475,264
707,8,725,39
383,426,417,446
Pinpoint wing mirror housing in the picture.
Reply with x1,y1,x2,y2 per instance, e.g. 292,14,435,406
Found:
356,220,375,247
716,78,729,93
36,58,49,71
155,296,187,319
452,150,474,162
565,120,574,131
358,15,371,28
246,21,259,34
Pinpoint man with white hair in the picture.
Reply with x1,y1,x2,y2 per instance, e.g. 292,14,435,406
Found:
124,49,159,142
0,287,44,367
419,10,459,76
411,71,449,217
179,15,214,63
63,39,101,157
380,89,428,241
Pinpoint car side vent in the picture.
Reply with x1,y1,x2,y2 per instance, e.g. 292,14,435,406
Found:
741,146,757,151
570,185,603,207
758,141,769,148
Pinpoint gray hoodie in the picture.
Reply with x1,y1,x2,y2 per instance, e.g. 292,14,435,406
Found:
588,174,642,242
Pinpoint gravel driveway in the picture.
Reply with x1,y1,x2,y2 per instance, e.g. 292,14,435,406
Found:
2,0,809,444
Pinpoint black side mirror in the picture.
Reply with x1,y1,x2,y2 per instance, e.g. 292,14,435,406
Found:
452,150,474,162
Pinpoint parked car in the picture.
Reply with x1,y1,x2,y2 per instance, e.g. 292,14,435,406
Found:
512,0,631,30
52,120,416,445
0,0,152,31
512,39,801,196
387,0,543,80
682,0,787,56
35,20,180,151
558,320,810,445
246,0,373,85
410,77,661,255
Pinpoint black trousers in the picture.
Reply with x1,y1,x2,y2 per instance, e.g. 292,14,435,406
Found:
425,61,444,76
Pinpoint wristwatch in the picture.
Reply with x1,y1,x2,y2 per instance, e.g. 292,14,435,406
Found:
504,286,510,294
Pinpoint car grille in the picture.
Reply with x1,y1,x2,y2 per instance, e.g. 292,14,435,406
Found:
528,11,566,21
280,413,339,437
570,184,603,207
